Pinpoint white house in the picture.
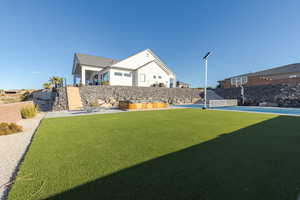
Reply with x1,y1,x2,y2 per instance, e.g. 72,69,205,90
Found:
72,49,176,88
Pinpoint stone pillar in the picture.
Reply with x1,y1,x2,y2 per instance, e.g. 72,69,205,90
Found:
81,67,85,85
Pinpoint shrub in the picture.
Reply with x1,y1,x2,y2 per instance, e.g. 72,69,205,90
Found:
101,81,109,85
159,83,166,87
89,100,99,107
0,122,23,136
21,91,30,101
20,105,38,119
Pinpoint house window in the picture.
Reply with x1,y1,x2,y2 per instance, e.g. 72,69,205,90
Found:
153,75,156,79
124,73,131,77
230,78,235,85
242,76,248,84
231,76,247,86
114,72,122,76
140,74,146,82
102,72,109,81
158,76,162,79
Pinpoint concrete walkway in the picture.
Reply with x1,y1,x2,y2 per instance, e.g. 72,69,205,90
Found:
45,107,185,119
0,113,45,200
45,108,125,118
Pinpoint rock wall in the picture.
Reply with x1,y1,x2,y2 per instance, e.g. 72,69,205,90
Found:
32,90,56,111
79,86,203,108
52,88,68,111
214,83,300,107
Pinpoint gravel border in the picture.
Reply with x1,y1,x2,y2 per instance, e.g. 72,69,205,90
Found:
0,113,45,200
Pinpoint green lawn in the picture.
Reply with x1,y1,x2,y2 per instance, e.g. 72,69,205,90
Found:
8,109,300,200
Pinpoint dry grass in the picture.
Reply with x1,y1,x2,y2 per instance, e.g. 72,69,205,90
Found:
20,105,38,119
0,122,23,136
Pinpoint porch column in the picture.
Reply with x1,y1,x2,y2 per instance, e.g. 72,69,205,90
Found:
81,67,86,85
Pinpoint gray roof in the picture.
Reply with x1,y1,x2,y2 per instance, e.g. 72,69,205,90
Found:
227,63,300,79
75,53,120,68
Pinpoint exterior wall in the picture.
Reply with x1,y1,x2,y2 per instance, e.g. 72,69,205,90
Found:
219,79,232,88
220,74,300,89
109,68,133,86
112,50,155,70
247,75,300,87
0,101,34,123
136,62,175,88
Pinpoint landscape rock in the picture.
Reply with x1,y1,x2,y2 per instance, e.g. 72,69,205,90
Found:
214,83,300,107
79,86,203,109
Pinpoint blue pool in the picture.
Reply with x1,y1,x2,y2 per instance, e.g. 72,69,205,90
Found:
173,104,300,116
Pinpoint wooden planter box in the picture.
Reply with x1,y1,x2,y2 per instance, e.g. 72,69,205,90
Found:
119,101,167,110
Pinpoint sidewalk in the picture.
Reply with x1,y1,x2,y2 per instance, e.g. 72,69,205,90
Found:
0,113,45,200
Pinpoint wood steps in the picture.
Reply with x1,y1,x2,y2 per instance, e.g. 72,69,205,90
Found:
66,87,83,110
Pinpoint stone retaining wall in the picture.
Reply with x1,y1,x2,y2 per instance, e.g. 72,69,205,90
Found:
0,101,34,123
52,88,68,111
32,90,56,111
214,83,300,107
79,86,203,108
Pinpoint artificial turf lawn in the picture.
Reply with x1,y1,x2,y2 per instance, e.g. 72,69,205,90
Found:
7,109,300,200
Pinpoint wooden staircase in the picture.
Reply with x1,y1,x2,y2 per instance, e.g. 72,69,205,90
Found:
66,86,83,110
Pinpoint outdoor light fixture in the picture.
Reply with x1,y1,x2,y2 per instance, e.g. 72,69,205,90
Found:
203,52,212,60
202,51,212,109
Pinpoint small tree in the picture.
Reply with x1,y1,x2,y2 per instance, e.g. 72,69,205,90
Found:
43,82,52,89
49,76,63,88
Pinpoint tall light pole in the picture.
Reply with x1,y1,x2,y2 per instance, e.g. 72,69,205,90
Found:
202,52,212,109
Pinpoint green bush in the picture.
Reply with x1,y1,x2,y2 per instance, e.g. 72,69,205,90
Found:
0,122,23,136
101,81,109,85
89,100,99,107
20,105,38,119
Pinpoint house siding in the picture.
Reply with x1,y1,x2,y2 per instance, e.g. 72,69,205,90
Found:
136,62,175,87
109,68,133,86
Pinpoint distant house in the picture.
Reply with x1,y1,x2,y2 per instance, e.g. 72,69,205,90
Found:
176,81,190,88
72,49,176,88
218,63,300,88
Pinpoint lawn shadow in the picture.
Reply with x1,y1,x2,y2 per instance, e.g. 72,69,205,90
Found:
44,116,300,200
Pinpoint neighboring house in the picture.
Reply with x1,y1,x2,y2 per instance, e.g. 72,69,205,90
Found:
176,81,190,88
72,49,176,88
218,63,300,88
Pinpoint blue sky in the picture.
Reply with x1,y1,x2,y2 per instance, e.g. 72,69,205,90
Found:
1,0,300,89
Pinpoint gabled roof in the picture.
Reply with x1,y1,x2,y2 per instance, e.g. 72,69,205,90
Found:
223,63,300,80
146,49,175,76
75,53,120,68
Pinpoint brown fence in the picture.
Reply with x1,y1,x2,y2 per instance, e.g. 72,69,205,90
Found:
0,101,34,123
